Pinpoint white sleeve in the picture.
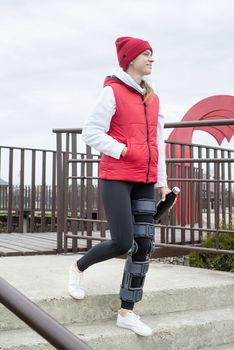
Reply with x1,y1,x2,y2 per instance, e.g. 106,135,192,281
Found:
81,86,126,159
155,104,168,188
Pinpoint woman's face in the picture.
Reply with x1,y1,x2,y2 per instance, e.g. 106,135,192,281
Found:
130,50,154,76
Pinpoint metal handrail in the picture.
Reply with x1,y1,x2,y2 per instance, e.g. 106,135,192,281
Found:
52,119,234,134
0,277,92,350
164,118,234,128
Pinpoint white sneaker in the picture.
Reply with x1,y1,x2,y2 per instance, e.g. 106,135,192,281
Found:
68,260,85,299
117,311,153,336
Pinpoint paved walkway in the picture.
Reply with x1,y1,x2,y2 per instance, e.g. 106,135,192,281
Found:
0,227,203,256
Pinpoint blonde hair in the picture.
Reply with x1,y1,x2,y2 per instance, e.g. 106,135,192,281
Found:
140,80,154,103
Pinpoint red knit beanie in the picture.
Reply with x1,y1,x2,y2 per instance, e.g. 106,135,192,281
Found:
115,36,153,71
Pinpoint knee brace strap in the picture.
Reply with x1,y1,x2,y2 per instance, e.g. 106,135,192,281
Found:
134,223,155,239
119,259,149,303
131,199,157,216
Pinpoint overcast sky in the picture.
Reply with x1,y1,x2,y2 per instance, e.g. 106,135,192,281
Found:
0,0,234,152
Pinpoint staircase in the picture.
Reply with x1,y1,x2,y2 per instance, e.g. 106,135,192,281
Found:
0,254,234,350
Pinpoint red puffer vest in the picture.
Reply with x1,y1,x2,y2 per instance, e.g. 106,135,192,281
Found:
99,77,159,183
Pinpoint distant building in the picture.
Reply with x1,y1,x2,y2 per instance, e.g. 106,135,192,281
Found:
0,178,8,186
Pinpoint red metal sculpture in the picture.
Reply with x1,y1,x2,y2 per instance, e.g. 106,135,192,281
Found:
167,95,234,150
166,95,234,226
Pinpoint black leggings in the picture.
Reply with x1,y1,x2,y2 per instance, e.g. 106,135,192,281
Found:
77,179,154,310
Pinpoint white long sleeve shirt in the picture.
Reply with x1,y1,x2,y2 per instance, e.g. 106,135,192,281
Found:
82,68,168,188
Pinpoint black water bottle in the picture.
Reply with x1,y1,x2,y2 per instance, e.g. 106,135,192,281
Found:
154,187,180,221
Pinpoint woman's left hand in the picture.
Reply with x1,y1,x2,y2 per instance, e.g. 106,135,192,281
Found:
159,186,177,209
159,186,171,201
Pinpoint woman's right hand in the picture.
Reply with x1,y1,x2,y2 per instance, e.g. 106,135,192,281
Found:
121,146,128,157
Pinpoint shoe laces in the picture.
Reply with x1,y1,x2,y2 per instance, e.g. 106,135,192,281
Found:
125,311,140,319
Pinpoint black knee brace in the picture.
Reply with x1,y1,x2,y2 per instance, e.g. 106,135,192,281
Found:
119,199,156,303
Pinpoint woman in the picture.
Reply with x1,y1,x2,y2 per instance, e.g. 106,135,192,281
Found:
68,36,170,336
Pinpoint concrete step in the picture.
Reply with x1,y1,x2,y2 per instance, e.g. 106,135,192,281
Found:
1,282,234,332
1,255,233,349
0,305,234,350
1,255,234,331
198,344,234,350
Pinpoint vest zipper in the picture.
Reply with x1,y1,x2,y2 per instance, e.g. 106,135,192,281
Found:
143,101,151,183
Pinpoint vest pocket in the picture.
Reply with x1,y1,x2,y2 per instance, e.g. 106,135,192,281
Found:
121,141,131,160
122,141,148,165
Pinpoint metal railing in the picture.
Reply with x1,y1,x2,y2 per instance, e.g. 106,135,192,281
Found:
53,119,234,257
0,277,92,349
1,120,233,257
0,145,57,233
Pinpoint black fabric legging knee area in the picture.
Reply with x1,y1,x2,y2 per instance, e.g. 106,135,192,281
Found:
77,180,154,310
